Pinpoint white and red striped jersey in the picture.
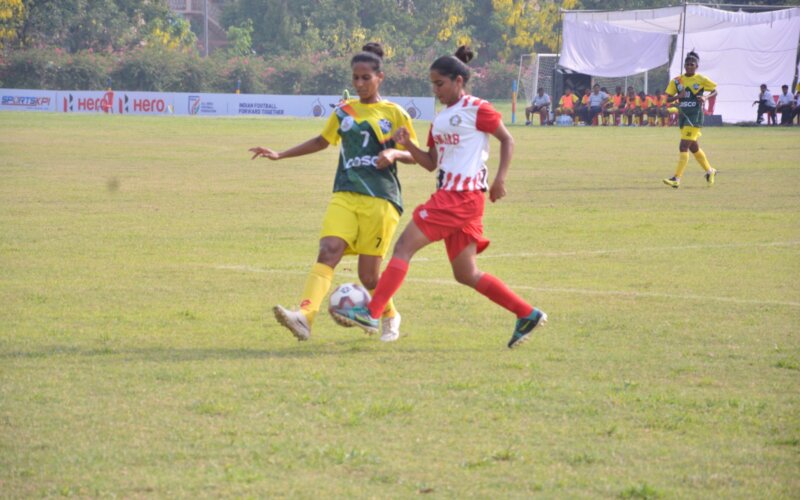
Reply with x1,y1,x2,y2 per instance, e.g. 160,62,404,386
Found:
426,95,502,192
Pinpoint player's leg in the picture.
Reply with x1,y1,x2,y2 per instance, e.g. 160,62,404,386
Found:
275,195,357,340
689,139,716,185
663,136,691,188
274,236,346,341
449,242,546,349
330,221,432,335
357,254,401,342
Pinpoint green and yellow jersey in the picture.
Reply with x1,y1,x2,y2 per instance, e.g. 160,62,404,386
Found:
321,99,417,215
666,73,716,127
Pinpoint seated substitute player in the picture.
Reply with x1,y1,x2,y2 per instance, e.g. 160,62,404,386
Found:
604,86,625,126
623,86,642,126
555,88,579,124
525,87,551,126
662,50,718,188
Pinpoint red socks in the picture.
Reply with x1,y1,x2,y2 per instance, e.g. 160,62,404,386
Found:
475,273,534,318
368,258,409,319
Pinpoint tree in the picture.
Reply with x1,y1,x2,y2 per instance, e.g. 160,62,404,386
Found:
0,0,24,49
12,0,187,52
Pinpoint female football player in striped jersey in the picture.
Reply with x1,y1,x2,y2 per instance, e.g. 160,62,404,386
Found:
249,42,419,343
662,50,718,188
331,46,547,349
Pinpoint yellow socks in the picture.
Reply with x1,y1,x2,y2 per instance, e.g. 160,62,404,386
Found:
675,152,690,179
693,149,713,172
299,262,334,325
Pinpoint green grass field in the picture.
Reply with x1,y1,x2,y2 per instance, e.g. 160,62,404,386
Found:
1,111,798,498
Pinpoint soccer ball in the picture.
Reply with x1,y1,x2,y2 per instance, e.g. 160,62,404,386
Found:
328,283,371,314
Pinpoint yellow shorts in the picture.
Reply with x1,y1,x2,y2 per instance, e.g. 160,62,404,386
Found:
320,191,400,257
680,126,702,141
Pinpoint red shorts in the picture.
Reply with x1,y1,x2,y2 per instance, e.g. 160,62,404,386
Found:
412,189,490,261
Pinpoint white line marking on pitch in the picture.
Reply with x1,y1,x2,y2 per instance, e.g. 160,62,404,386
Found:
212,263,800,308
415,240,800,262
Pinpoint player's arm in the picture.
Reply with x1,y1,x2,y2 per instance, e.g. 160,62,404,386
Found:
376,148,415,168
249,135,329,160
488,121,514,203
392,127,436,172
698,87,717,104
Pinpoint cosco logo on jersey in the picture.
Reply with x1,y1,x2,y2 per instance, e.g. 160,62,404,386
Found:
680,101,697,108
345,155,379,169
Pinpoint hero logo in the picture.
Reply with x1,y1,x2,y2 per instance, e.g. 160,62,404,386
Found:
63,91,114,113
118,94,167,114
344,155,379,169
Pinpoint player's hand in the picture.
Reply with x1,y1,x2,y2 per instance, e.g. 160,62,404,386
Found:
489,180,506,203
376,149,396,169
696,95,706,104
392,127,412,147
249,147,279,160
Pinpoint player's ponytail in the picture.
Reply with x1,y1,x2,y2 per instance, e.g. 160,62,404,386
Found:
431,45,474,84
352,42,384,72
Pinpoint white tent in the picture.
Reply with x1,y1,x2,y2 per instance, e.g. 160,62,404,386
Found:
560,5,800,123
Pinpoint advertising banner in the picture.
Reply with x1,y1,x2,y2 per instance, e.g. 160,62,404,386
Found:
1,89,56,112
0,89,435,120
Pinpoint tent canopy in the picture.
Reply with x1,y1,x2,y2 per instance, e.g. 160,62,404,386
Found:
565,5,800,34
559,5,800,122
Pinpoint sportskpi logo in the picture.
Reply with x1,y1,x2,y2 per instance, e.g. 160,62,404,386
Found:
63,91,114,113
2,95,51,107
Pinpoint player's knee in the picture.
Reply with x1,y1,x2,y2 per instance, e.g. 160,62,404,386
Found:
452,267,480,287
358,272,378,290
317,239,345,266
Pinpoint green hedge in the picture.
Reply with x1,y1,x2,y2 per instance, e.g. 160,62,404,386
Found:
0,47,516,99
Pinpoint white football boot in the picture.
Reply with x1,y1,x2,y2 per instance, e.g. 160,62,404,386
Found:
273,305,311,341
380,312,401,342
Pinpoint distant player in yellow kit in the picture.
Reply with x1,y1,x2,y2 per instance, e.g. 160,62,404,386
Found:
662,51,718,188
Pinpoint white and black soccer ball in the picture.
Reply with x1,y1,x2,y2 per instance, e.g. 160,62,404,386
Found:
328,283,371,314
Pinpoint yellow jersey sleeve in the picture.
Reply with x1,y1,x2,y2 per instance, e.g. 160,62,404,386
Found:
320,106,343,145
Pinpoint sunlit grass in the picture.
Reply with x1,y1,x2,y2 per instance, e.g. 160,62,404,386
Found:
1,112,798,497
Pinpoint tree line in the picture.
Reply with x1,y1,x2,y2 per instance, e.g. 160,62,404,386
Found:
1,0,794,96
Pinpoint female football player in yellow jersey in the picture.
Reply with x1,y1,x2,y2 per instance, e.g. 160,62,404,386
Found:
662,51,718,188
249,43,419,342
